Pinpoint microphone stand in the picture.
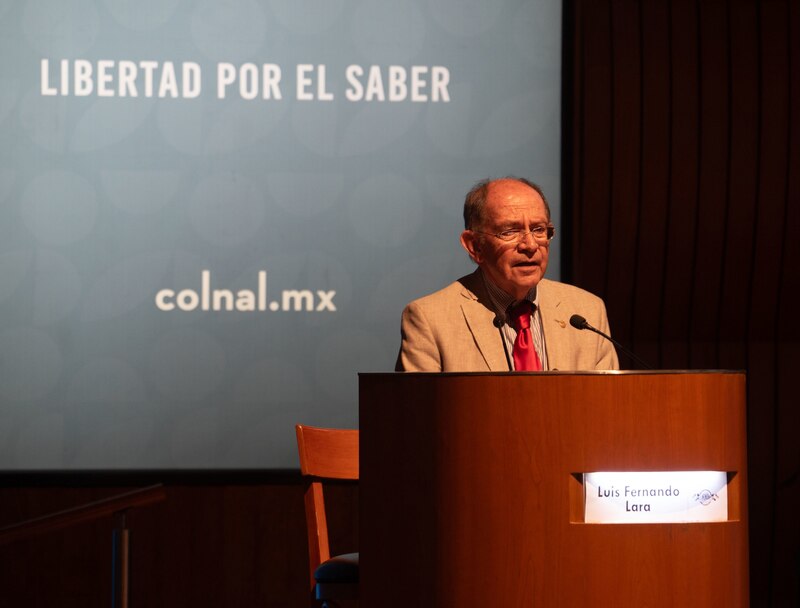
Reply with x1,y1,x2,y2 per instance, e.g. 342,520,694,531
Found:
494,315,513,371
569,314,653,370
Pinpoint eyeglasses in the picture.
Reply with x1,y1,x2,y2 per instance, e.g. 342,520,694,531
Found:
472,224,555,244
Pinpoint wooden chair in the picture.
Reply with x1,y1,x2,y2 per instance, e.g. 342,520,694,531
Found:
295,424,359,608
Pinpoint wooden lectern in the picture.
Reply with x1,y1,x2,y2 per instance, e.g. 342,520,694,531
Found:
359,371,748,607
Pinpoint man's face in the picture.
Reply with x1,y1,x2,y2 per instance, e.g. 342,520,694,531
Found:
460,179,550,300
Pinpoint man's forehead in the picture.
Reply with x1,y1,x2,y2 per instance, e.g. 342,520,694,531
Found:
485,181,547,216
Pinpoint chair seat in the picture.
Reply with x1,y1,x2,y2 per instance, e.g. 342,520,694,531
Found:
314,552,359,584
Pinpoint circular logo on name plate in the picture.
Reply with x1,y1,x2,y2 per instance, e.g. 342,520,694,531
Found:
693,490,718,506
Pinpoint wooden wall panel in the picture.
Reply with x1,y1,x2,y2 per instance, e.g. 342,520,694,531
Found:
566,1,800,605
657,0,699,364
0,479,358,608
718,0,758,368
690,0,730,366
605,0,641,333
632,0,670,366
572,0,615,294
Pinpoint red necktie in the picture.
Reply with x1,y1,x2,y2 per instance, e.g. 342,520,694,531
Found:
509,301,542,371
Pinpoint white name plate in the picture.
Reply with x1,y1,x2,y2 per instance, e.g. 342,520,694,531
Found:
584,471,728,524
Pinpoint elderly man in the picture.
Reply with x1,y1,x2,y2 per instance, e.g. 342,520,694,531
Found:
396,177,619,372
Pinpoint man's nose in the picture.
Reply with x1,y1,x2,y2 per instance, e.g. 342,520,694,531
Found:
517,231,539,251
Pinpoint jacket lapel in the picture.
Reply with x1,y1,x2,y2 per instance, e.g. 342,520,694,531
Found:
458,273,510,372
537,280,572,371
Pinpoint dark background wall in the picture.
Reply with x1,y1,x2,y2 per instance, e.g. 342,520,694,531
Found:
564,0,799,605
1,1,798,606
0,475,359,607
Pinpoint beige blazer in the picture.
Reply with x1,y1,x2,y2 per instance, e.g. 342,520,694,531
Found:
396,271,619,372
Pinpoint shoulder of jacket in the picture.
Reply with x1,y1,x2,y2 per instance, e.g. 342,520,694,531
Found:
539,278,604,305
406,272,480,310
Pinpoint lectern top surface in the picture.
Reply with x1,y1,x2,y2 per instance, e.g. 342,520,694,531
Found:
359,370,744,377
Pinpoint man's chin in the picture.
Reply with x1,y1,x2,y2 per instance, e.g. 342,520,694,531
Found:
481,265,545,298
512,266,543,284
505,270,543,298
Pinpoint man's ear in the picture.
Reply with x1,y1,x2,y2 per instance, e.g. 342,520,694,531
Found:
460,230,482,264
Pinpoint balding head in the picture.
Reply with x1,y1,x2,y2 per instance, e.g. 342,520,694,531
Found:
463,177,550,231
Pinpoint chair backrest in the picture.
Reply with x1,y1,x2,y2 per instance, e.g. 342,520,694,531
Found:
295,424,359,589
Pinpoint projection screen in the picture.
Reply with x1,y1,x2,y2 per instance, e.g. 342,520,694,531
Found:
0,0,562,469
